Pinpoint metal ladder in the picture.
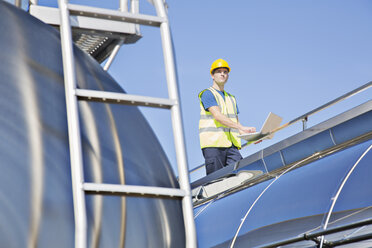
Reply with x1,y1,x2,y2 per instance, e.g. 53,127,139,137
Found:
57,0,196,247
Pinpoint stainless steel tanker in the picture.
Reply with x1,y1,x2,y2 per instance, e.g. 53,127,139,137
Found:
1,1,372,248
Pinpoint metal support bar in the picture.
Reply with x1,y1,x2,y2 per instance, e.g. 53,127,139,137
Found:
103,40,124,71
83,183,186,198
67,3,165,27
153,0,197,247
58,0,87,247
302,116,308,130
102,0,132,71
75,89,176,109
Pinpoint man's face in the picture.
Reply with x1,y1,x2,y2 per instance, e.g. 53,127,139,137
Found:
212,68,229,85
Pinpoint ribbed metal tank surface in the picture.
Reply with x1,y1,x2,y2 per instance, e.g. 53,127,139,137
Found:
0,1,185,247
195,139,372,247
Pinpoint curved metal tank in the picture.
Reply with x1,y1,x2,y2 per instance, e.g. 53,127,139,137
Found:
0,2,184,247
195,139,372,247
194,104,372,247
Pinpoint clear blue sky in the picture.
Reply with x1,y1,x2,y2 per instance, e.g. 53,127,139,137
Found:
24,0,372,180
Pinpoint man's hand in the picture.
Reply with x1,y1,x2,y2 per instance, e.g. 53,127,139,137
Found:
238,126,256,135
208,106,256,135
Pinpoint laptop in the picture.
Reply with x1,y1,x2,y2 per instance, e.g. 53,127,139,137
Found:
238,112,283,142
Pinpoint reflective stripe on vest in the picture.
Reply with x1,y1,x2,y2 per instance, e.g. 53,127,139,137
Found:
198,87,241,149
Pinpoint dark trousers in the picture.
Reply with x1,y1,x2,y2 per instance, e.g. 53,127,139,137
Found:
202,146,243,175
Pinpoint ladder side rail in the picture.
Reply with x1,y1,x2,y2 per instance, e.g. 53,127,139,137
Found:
153,1,197,247
130,0,140,33
120,0,129,12
58,0,87,247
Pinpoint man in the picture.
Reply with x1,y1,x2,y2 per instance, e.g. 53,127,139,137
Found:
199,59,256,175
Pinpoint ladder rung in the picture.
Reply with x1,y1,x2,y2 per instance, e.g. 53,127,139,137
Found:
68,4,165,27
83,183,186,198
75,89,176,109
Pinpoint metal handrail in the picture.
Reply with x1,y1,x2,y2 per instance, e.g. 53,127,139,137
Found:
266,80,372,136
190,81,372,175
258,217,372,248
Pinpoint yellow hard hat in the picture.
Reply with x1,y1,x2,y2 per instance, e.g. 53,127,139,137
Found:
210,59,231,75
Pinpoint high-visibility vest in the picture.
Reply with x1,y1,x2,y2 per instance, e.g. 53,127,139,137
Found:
199,87,241,149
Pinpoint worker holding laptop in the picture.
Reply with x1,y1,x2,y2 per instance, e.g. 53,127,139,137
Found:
198,59,256,175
